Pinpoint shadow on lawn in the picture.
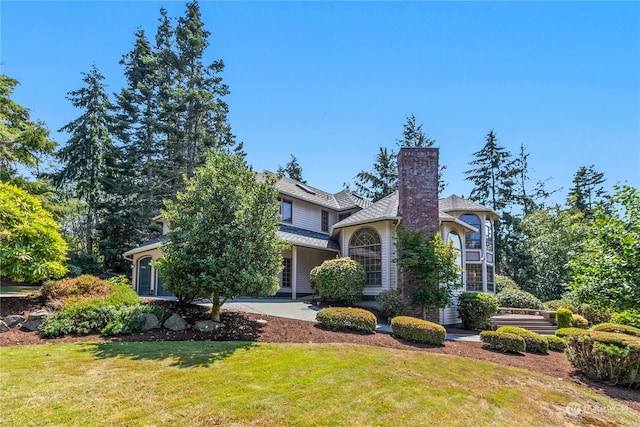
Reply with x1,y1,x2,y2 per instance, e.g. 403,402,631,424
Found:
86,340,257,368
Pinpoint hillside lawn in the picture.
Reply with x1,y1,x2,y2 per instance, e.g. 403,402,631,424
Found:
1,341,638,426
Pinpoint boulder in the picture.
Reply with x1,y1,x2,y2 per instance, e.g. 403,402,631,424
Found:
27,309,49,321
20,320,42,331
141,313,161,331
163,313,188,331
0,321,9,333
3,314,26,328
194,320,224,332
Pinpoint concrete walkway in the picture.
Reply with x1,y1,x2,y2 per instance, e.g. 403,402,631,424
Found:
216,298,481,342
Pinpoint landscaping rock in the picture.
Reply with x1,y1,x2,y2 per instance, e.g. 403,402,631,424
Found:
20,320,42,331
256,319,268,326
163,313,188,331
28,309,49,321
3,314,26,328
141,313,161,331
0,320,9,333
194,320,224,332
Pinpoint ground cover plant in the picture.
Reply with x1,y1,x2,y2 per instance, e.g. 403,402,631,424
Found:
1,341,638,426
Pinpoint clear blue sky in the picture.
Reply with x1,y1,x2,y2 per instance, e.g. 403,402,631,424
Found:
2,1,639,204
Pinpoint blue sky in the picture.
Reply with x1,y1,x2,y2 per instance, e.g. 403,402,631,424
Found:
2,1,639,204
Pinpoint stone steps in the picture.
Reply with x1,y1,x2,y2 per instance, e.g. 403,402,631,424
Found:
492,314,557,335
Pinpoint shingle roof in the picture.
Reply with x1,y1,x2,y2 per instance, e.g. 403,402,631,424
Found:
123,234,167,257
257,172,370,211
439,195,500,220
278,224,340,251
333,191,400,229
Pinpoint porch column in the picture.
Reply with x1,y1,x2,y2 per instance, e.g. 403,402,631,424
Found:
292,246,298,300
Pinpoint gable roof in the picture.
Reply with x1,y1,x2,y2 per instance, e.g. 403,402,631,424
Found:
331,191,485,233
439,195,500,220
257,172,371,211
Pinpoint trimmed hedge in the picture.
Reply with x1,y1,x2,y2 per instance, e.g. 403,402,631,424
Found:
457,292,498,330
496,326,548,354
391,316,446,345
611,309,640,329
571,314,589,329
375,289,408,319
590,323,640,338
564,330,640,389
555,327,590,339
315,307,376,334
546,335,566,352
495,289,543,310
556,308,573,329
310,257,365,304
480,331,526,353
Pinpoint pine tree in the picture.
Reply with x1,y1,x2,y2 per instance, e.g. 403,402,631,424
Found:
465,130,517,212
512,144,555,215
277,154,306,183
354,147,397,202
53,65,118,256
566,165,606,215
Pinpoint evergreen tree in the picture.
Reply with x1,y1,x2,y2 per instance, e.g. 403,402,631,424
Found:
0,74,57,181
396,114,446,193
277,154,306,183
465,130,517,212
512,144,555,215
53,65,118,256
566,165,606,215
354,147,397,202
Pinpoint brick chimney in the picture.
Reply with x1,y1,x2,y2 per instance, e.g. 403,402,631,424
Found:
397,147,440,322
397,147,439,237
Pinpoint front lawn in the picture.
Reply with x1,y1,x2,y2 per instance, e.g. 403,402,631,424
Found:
1,342,637,426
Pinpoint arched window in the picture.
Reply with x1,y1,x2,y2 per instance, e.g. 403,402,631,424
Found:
137,256,153,296
460,214,481,249
349,228,382,287
448,231,463,284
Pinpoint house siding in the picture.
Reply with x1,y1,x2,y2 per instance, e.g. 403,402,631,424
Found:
288,198,337,235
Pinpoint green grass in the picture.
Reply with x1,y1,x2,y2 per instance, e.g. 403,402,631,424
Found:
0,284,40,295
1,342,638,426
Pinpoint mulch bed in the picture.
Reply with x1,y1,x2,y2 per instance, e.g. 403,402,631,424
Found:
1,296,638,412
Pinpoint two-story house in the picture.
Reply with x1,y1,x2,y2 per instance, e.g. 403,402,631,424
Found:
123,148,498,325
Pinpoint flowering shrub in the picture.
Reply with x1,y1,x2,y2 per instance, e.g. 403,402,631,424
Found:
390,316,446,345
457,292,498,330
310,257,365,304
495,289,543,310
316,307,376,333
496,326,548,354
480,331,526,353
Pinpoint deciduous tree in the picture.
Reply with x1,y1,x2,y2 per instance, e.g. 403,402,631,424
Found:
155,149,288,321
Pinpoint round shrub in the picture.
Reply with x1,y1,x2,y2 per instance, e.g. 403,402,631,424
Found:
310,257,365,304
391,316,446,345
565,302,611,325
494,275,519,293
556,308,573,329
376,289,408,319
564,331,640,389
590,323,640,338
496,326,548,354
316,307,376,333
570,314,589,329
457,292,498,330
480,331,526,353
611,309,640,329
495,289,543,309
41,275,112,301
546,335,566,352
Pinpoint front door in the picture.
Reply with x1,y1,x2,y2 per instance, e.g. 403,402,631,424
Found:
137,257,153,296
